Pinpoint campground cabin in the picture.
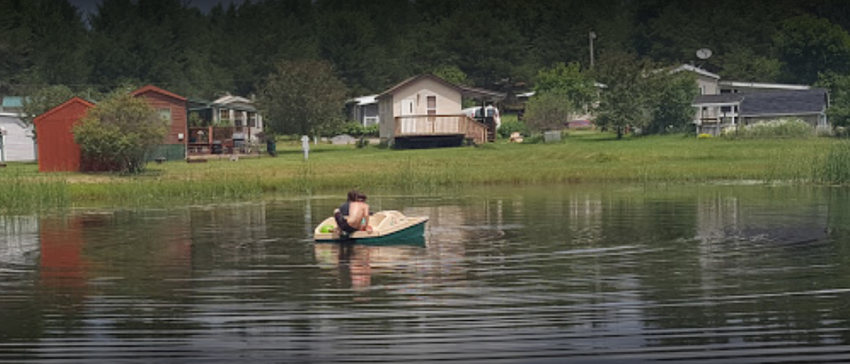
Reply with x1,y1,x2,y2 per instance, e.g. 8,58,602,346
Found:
377,74,505,148
131,85,188,161
34,97,94,172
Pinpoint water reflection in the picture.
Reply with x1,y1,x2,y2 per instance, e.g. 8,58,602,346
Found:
0,186,848,363
314,239,426,293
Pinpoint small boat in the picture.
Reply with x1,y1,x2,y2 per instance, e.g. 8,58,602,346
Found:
313,210,428,244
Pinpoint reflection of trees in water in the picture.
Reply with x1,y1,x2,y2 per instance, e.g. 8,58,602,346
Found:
641,188,845,348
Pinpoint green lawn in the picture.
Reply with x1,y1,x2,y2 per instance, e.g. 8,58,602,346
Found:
0,131,842,212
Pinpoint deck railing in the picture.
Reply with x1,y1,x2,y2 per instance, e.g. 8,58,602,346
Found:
394,115,488,145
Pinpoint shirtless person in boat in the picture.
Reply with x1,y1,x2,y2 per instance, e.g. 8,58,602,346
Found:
347,193,372,233
334,190,372,236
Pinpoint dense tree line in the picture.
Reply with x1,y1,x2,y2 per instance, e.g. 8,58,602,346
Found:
2,0,850,103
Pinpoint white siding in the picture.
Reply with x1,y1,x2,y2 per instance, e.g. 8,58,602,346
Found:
0,116,36,162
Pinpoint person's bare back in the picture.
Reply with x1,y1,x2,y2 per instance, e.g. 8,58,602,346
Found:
347,200,370,232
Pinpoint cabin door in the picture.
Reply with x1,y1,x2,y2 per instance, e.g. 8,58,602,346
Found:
401,98,415,134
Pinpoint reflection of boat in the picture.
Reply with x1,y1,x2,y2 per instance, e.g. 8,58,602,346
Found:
313,210,428,244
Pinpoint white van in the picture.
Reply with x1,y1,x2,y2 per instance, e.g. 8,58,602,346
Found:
462,105,501,129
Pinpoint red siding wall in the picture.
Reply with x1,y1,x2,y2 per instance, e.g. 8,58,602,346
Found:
34,98,93,172
134,90,187,145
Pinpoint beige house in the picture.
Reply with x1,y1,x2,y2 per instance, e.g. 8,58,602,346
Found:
377,74,504,147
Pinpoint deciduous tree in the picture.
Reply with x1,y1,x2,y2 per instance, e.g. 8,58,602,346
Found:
256,60,348,137
592,51,655,139
775,15,850,84
523,93,575,133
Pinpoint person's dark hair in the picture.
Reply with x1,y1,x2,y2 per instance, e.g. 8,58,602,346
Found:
347,190,359,202
357,192,367,202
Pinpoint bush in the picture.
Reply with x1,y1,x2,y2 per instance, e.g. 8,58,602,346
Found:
722,118,813,139
329,122,379,137
498,119,531,139
74,94,167,173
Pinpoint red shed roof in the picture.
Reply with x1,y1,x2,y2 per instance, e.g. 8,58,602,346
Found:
131,85,187,101
34,97,95,125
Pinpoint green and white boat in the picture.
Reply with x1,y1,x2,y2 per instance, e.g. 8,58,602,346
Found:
313,210,428,244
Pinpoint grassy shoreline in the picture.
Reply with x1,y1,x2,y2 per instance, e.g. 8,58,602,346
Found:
1,131,846,212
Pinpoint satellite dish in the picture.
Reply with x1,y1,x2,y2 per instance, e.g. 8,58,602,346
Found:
696,48,713,60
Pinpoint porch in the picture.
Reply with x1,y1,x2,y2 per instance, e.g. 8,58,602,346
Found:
392,115,489,148
693,94,744,136
187,126,264,155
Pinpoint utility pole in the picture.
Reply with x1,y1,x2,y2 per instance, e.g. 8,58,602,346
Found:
589,31,597,69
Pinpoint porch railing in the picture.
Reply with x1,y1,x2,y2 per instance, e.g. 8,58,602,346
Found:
394,115,488,145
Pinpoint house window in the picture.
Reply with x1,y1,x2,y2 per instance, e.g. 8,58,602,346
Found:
248,113,256,127
158,108,171,122
427,96,436,115
219,109,230,122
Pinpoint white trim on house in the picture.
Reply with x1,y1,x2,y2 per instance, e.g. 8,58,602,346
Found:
672,64,720,79
719,81,810,91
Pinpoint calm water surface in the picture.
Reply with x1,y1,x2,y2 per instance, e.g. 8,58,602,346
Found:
2,185,850,363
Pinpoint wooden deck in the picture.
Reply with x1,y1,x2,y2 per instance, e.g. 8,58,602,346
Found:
394,115,489,146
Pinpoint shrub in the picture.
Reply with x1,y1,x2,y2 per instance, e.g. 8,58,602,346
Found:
329,122,379,137
74,93,167,173
498,119,531,139
722,118,813,139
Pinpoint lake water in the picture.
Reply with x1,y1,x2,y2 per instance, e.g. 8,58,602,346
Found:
1,185,850,363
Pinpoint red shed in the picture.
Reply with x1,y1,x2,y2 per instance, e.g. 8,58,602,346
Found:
131,85,188,160
34,97,94,172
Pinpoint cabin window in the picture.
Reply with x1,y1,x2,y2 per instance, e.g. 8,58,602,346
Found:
158,108,171,122
427,96,436,115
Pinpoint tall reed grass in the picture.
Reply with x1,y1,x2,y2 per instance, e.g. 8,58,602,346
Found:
0,132,846,212
813,141,850,184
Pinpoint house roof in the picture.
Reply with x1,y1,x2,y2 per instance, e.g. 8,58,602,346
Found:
738,89,828,117
719,81,810,91
33,97,95,124
378,74,506,101
1,96,24,108
347,94,379,106
130,85,187,101
693,94,745,106
672,64,720,79
187,97,258,113
213,95,253,105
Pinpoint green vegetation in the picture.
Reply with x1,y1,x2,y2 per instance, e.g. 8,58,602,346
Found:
813,141,850,184
6,1,850,98
74,93,168,173
497,115,530,139
1,131,846,213
257,59,348,137
722,119,814,139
